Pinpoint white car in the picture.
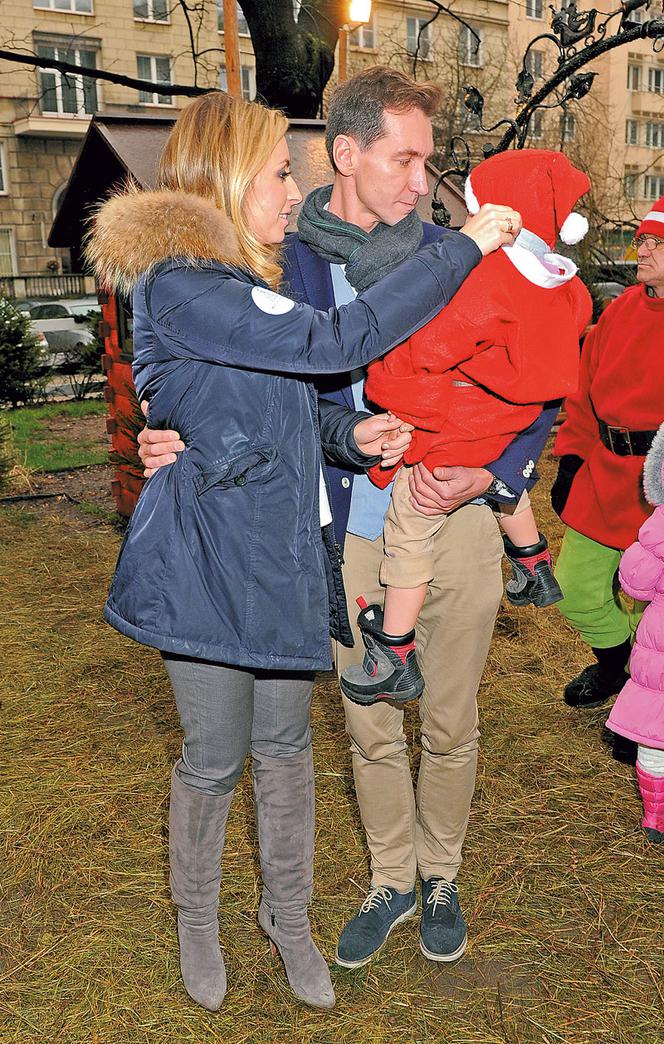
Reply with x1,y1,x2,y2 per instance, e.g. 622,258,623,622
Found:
27,298,100,370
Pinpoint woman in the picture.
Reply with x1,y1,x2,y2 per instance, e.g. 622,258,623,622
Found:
86,91,518,1012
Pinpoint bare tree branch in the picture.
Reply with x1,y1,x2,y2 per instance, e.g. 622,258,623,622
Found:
0,47,206,97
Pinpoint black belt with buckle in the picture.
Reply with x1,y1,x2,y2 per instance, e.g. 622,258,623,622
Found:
598,420,657,456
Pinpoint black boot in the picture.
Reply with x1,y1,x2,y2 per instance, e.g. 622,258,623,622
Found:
601,727,638,765
340,601,424,706
563,640,631,708
503,533,563,607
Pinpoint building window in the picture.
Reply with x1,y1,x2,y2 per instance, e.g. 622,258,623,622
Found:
406,17,432,60
351,14,377,50
627,64,641,91
526,49,544,80
137,55,172,105
646,121,664,147
561,111,575,142
624,173,638,199
34,0,93,12
133,0,169,21
458,24,482,68
0,228,17,277
625,118,639,145
37,43,98,115
219,64,255,101
217,1,250,36
526,0,543,18
645,174,664,199
649,66,664,93
0,144,8,195
529,110,544,139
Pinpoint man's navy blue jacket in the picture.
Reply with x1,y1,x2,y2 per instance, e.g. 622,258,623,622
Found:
282,225,559,547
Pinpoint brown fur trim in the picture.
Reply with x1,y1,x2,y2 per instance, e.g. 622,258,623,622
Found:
85,183,242,296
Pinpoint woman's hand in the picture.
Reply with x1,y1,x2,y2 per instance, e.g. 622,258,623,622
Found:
137,401,184,478
353,412,413,467
459,204,522,256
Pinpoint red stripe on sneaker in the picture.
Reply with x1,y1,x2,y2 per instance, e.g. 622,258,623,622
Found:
357,596,368,610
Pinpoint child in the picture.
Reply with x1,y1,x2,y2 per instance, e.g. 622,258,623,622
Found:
340,150,593,706
606,422,664,844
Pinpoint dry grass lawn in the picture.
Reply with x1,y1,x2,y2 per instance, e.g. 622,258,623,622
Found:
1,454,663,1043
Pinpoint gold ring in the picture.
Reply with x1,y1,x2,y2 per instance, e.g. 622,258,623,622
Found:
506,218,513,234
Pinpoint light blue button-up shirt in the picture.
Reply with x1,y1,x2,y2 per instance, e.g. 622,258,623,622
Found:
330,263,393,540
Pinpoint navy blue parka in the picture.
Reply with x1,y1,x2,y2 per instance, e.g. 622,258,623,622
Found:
90,189,481,671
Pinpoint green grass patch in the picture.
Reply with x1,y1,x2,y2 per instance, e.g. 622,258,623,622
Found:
9,400,108,472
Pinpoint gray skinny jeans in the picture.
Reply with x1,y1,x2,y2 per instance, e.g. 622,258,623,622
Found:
162,653,315,796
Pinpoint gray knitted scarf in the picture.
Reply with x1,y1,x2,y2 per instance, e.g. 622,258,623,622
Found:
297,184,423,293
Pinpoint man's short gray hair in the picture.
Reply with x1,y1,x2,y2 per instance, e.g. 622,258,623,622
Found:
325,66,442,167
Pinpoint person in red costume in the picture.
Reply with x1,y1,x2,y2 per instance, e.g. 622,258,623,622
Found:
340,149,593,706
551,196,664,721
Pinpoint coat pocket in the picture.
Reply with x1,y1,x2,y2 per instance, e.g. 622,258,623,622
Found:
193,446,279,495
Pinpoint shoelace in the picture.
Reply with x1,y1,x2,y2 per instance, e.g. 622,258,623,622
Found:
426,879,458,916
359,886,393,914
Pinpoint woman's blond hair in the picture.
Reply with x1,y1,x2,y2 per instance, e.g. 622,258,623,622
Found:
158,91,289,289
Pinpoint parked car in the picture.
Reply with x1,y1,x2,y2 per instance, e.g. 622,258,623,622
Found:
27,297,100,370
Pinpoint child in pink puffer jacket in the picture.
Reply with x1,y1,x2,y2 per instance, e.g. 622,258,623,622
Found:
607,422,664,844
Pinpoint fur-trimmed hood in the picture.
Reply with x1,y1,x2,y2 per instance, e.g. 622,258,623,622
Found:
85,184,242,296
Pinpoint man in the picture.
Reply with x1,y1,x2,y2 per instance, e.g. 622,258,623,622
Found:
139,67,556,965
552,197,664,716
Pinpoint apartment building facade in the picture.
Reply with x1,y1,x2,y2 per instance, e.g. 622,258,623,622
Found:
0,0,256,278
1,0,662,277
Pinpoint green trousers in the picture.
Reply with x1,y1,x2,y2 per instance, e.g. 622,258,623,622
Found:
554,527,645,649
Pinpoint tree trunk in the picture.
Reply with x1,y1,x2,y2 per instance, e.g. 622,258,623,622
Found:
239,0,346,117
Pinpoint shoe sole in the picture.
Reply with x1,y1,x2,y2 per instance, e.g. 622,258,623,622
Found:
334,903,418,969
342,690,421,707
506,591,564,608
419,932,468,963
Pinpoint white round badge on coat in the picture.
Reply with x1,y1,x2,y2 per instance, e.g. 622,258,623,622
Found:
251,286,295,315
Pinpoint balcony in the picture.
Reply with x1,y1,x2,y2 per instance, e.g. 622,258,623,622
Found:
13,114,92,139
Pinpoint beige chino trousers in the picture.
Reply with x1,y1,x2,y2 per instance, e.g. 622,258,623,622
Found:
334,503,504,891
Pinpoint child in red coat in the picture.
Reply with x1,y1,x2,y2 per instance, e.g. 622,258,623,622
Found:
341,150,593,706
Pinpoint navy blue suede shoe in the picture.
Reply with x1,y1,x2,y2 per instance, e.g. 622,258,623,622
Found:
419,878,467,962
335,886,418,969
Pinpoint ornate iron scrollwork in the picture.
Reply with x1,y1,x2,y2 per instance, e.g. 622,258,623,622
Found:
434,0,664,209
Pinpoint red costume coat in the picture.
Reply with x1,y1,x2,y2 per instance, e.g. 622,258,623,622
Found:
365,247,591,489
554,284,664,549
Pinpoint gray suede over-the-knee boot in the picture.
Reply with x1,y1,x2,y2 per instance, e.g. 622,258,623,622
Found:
253,745,335,1009
169,764,234,1011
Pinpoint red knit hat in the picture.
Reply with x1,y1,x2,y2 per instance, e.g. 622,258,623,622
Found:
636,196,664,238
464,149,591,249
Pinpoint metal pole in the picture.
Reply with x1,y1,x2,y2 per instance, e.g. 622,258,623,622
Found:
337,24,349,83
222,0,242,98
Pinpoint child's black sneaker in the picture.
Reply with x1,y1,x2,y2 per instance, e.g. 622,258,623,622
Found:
503,533,563,608
340,599,424,707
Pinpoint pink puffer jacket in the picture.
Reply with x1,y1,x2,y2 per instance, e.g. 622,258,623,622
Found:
607,423,664,750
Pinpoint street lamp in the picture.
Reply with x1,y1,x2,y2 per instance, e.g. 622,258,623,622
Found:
338,0,372,84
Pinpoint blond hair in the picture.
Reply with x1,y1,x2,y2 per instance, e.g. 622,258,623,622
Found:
158,91,288,289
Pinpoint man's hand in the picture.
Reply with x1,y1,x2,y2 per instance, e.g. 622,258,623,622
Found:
137,400,184,479
460,204,522,256
353,412,414,468
408,463,493,515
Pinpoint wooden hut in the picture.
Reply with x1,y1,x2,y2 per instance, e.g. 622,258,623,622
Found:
50,111,467,516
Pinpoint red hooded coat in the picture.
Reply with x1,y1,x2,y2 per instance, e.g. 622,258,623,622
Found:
554,284,664,549
365,150,593,488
